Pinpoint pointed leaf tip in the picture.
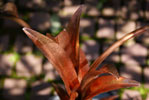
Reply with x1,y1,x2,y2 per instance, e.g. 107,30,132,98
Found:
82,76,140,99
77,5,83,12
66,5,83,76
122,77,140,87
22,27,27,30
22,27,35,39
22,28,79,94
22,27,34,33
22,27,42,41
22,27,27,32
22,27,31,35
22,27,30,35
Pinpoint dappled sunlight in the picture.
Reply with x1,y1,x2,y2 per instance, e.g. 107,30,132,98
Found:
97,19,115,39
0,54,16,75
82,40,99,62
122,90,142,100
80,18,95,37
3,79,27,100
120,65,142,82
31,80,52,100
102,8,115,16
43,61,59,81
0,0,149,100
16,55,42,78
29,12,51,31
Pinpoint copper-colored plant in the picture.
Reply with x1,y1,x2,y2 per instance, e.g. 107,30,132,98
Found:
22,6,149,100
1,3,149,100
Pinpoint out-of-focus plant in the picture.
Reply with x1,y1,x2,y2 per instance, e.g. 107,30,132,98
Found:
50,14,62,36
0,2,30,28
129,85,149,100
1,2,149,100
9,52,20,65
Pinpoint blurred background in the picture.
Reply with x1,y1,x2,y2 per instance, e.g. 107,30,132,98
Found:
0,0,149,100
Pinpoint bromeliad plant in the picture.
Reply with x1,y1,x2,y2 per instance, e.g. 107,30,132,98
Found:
1,3,149,100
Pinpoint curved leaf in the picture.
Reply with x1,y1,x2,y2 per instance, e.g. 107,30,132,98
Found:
66,6,82,72
67,5,89,81
80,64,119,91
87,25,149,73
55,6,89,82
3,17,30,28
56,30,89,82
23,28,79,94
0,2,30,28
78,49,89,81
82,75,140,99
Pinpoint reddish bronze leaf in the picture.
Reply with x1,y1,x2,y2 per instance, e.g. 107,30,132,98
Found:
55,30,70,49
66,6,82,71
98,64,119,79
67,6,89,81
78,49,89,81
87,25,149,73
52,83,69,100
82,75,140,100
55,6,89,82
46,33,58,43
23,28,79,94
56,30,89,82
80,64,119,91
70,91,78,100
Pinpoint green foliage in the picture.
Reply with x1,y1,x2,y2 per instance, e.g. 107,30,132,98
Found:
9,52,20,65
132,85,149,100
119,85,149,100
97,0,108,10
50,14,62,36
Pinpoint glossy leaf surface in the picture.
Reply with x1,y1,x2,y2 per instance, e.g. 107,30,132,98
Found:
81,64,119,91
55,30,89,82
82,75,140,99
66,6,89,81
66,6,81,70
23,28,79,94
87,25,149,73
55,6,89,81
